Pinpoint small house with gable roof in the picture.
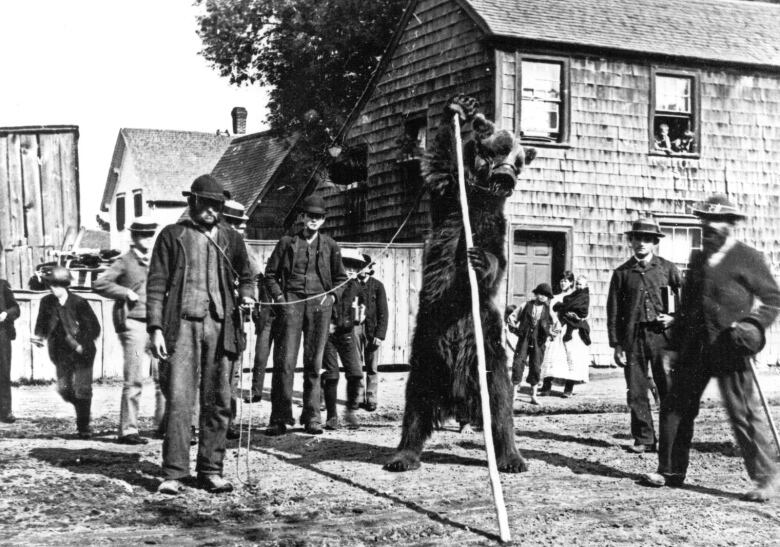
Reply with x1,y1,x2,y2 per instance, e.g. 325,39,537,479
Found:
100,128,232,248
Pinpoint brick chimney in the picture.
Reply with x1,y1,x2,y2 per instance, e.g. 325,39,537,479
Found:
231,107,247,134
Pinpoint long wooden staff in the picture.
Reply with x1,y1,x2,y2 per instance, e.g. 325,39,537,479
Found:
452,113,511,542
748,358,780,457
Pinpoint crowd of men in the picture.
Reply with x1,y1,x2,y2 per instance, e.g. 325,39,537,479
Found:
0,176,777,502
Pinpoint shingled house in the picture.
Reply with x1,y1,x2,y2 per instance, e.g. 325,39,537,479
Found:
210,131,300,240
100,128,232,248
309,0,780,364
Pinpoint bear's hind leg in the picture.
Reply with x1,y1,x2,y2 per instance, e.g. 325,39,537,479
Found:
488,355,528,473
385,374,437,471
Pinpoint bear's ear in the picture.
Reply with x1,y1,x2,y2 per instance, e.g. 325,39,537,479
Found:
524,147,537,166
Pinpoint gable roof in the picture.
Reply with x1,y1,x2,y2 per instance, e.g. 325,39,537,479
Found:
210,130,299,215
100,128,232,210
461,0,780,68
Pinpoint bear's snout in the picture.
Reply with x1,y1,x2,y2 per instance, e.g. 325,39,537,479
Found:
488,163,517,195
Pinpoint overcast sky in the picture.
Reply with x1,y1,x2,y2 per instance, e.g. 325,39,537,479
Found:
0,0,268,226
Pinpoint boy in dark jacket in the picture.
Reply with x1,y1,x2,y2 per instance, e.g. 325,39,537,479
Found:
321,249,365,429
32,266,101,438
354,253,388,411
508,283,553,404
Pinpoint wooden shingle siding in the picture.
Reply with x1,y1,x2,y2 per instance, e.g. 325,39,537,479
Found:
320,0,493,242
320,0,780,366
507,58,780,364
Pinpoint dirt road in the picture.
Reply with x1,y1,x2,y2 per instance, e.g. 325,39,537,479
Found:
1,369,780,546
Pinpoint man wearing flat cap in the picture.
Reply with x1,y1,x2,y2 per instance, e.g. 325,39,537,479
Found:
607,218,682,453
263,194,347,436
642,195,780,502
94,216,161,445
147,174,255,494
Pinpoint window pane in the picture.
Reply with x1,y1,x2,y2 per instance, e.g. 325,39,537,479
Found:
116,196,125,232
656,76,691,113
520,61,562,139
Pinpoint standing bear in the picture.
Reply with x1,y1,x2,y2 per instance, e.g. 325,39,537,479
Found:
385,95,536,472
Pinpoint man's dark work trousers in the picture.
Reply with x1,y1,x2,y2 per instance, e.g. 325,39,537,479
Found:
624,326,669,446
159,315,233,480
0,331,12,418
658,344,778,484
270,297,332,427
251,315,274,399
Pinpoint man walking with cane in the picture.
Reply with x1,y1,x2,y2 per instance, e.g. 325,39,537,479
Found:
642,194,780,502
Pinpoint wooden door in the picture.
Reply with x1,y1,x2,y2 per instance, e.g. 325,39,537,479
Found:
510,230,554,302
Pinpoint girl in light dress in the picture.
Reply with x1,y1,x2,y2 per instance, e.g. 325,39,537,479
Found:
539,273,591,398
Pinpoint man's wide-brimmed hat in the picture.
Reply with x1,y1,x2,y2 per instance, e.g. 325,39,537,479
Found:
182,174,228,202
362,253,375,275
222,200,249,222
692,194,746,221
129,216,158,235
532,283,553,298
625,218,665,238
341,248,366,266
45,265,72,287
299,195,326,215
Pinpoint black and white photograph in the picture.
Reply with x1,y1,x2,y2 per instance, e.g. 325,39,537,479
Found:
1,0,780,544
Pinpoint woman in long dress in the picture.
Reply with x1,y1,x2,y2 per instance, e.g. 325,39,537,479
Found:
539,273,591,397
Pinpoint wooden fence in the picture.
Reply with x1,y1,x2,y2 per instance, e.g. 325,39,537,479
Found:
8,241,424,381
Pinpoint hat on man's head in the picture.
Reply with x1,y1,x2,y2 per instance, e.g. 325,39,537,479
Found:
693,194,746,221
129,216,158,236
532,283,553,299
362,253,375,275
341,248,366,267
625,217,665,238
299,195,326,216
45,265,72,287
222,200,249,223
182,174,229,202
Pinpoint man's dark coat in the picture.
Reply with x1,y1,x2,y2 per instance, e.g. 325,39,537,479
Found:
672,242,780,373
607,255,682,349
263,231,347,302
0,280,20,340
146,219,255,356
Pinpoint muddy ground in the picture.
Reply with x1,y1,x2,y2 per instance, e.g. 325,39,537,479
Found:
1,369,779,546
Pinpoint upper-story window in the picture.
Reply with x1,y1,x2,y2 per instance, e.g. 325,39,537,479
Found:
498,52,569,144
656,215,702,275
115,193,126,232
133,189,143,217
651,70,699,154
397,112,427,160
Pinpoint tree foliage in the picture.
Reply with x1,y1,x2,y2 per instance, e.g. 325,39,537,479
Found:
196,0,408,141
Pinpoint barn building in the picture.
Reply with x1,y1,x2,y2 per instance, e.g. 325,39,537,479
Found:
306,0,780,364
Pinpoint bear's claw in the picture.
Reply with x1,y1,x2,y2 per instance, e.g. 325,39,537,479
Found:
384,451,422,472
497,454,528,473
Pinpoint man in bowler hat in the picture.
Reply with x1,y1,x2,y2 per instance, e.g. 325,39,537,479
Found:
263,194,347,436
607,218,682,453
642,195,780,501
93,216,160,444
147,174,255,494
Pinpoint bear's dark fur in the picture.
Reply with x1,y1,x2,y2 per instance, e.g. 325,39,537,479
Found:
385,95,536,473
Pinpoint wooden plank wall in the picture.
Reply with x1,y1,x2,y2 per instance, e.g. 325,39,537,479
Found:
0,128,80,289
8,241,423,381
318,0,493,243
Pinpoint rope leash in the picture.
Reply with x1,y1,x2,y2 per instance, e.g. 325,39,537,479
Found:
232,184,426,486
